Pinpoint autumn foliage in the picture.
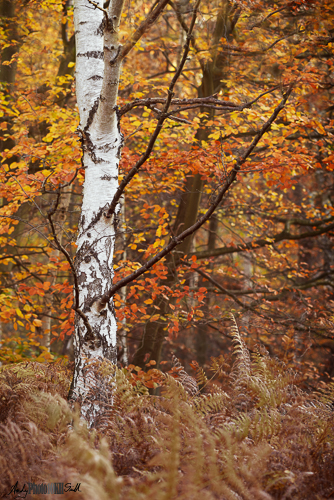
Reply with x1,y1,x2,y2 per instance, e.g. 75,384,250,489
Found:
0,0,334,495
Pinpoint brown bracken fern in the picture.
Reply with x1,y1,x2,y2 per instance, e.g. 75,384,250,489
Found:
1,323,334,499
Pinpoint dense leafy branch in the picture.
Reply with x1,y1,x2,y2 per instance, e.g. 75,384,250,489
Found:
102,85,293,302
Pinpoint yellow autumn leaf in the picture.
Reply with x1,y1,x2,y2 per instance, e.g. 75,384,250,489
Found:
35,354,46,363
16,308,24,318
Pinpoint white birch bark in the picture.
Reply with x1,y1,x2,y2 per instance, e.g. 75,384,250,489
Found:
70,0,125,416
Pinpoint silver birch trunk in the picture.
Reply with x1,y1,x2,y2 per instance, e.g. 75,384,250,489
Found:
70,0,125,416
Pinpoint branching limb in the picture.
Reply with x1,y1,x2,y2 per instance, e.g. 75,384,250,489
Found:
249,6,287,30
118,85,282,117
87,0,108,18
1,162,45,218
101,86,293,301
0,215,56,248
182,261,247,309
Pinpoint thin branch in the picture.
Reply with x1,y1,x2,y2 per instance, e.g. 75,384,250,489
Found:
182,261,247,308
207,322,233,340
106,0,202,218
120,0,171,61
0,215,56,248
118,85,281,117
118,95,239,116
1,162,45,217
148,66,201,79
87,0,108,18
46,192,93,338
194,220,334,259
10,256,44,283
248,6,287,30
241,211,334,228
168,0,189,33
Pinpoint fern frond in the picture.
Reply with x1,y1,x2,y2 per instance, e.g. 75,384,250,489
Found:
195,366,208,388
170,354,199,396
230,314,251,388
193,389,230,417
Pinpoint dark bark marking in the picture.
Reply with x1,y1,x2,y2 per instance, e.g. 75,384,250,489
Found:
84,98,99,133
115,107,124,160
77,271,87,286
88,74,103,81
83,278,104,313
77,50,104,59
96,20,105,37
109,46,122,66
101,174,118,181
83,99,103,164
82,206,105,234
76,239,92,267
97,142,114,154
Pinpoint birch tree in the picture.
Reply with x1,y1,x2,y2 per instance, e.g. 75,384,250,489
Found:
69,0,125,408
69,0,295,417
69,0,171,410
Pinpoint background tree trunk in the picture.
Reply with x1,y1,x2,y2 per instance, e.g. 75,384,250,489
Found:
133,0,239,368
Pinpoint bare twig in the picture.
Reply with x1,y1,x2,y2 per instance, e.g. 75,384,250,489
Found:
182,261,247,309
118,85,282,118
87,0,108,17
249,6,287,29
0,214,56,248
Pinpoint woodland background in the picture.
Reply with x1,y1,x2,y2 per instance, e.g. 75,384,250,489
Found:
0,0,334,498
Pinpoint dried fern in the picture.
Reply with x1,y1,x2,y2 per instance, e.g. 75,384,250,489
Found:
0,347,333,500
170,355,199,396
230,315,251,388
